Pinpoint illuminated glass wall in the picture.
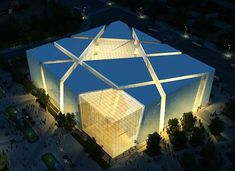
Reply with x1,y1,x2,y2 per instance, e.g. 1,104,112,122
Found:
79,89,143,158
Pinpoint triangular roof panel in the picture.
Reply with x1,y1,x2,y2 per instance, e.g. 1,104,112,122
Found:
134,28,160,43
85,57,153,87
64,65,109,94
55,38,92,58
43,62,74,80
102,21,132,39
149,54,214,80
26,43,70,62
141,43,181,55
125,85,161,106
71,25,104,38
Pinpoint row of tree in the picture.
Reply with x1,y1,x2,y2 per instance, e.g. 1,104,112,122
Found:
55,112,76,131
146,112,205,156
167,112,205,150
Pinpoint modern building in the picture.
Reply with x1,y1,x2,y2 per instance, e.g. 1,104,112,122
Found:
26,21,215,158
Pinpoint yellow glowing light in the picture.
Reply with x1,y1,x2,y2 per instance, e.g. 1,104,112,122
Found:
117,81,154,90
138,39,166,132
79,89,144,157
40,63,48,94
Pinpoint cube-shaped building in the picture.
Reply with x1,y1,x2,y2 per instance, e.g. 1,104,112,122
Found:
26,21,214,158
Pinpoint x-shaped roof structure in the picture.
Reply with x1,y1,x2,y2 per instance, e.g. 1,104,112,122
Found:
27,21,214,132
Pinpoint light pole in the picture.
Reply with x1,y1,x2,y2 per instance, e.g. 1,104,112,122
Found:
228,44,231,54
183,25,189,38
81,6,87,20
137,7,146,19
107,1,113,6
225,44,232,58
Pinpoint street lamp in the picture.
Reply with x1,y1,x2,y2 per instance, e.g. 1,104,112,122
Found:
225,44,232,58
183,25,189,38
137,7,147,19
81,6,87,20
107,1,114,6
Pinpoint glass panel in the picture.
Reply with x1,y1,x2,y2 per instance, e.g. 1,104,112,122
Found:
79,89,143,157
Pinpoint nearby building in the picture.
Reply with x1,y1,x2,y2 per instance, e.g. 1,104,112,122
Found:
26,21,215,158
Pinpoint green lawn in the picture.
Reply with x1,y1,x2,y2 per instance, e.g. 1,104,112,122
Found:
41,153,57,171
5,106,18,120
21,126,39,143
5,106,39,143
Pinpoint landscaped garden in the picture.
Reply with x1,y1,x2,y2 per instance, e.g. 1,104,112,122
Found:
5,106,39,143
41,153,64,171
5,106,18,120
21,126,39,143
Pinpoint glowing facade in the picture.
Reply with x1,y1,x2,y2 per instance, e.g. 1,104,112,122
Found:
26,21,214,158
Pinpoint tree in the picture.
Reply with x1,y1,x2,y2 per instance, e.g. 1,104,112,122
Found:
64,113,76,131
167,118,180,136
190,124,205,146
170,130,187,150
55,112,76,131
0,154,7,170
34,88,50,110
209,116,224,136
146,132,162,156
55,112,66,128
181,112,197,132
180,152,197,171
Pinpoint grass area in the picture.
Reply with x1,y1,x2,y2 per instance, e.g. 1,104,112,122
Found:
5,106,39,143
41,153,64,171
5,106,18,120
21,125,39,143
41,153,57,171
0,87,5,98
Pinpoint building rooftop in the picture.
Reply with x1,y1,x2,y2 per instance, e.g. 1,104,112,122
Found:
64,65,109,94
141,43,180,55
125,85,160,106
55,38,92,58
26,43,69,62
102,21,132,39
85,57,153,87
133,28,160,43
125,77,201,106
149,54,214,80
71,25,104,38
43,62,73,80
27,20,214,107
